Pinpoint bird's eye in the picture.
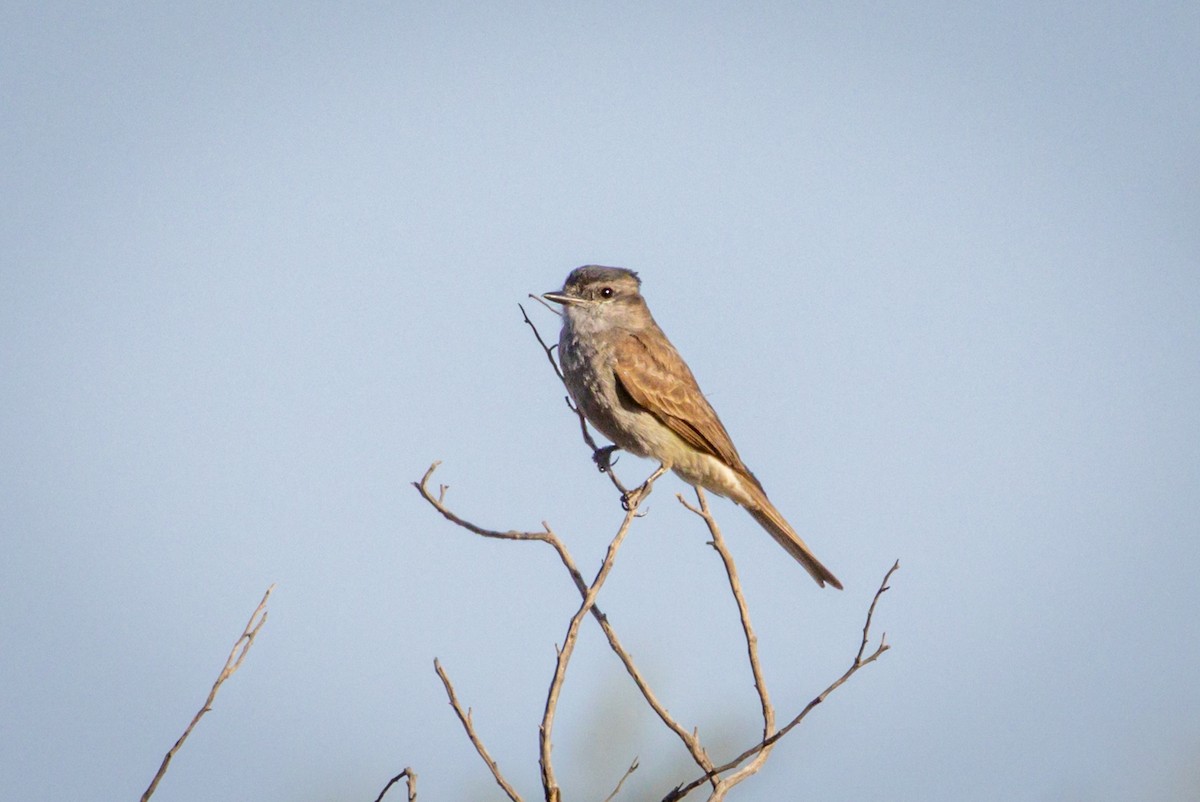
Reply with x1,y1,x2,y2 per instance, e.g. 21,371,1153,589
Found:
600,287,614,298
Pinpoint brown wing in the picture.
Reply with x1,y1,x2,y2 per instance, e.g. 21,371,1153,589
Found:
612,326,753,477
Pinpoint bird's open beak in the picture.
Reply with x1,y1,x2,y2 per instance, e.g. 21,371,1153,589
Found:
541,291,582,306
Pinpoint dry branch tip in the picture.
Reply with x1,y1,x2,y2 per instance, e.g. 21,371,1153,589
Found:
603,758,641,802
140,585,275,802
434,658,523,802
373,767,418,802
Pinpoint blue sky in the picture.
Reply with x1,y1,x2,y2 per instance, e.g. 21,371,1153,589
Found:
3,3,1198,800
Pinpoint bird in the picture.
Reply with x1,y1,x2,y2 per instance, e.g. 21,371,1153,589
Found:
542,265,842,589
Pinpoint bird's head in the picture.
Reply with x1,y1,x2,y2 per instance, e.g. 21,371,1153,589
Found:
543,266,648,330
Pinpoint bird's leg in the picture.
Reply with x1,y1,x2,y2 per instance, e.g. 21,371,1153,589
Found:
592,445,620,473
621,463,669,511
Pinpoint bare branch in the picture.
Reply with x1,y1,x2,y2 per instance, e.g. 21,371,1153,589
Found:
603,758,640,802
416,460,716,777
373,767,418,802
141,585,276,802
593,614,715,779
856,559,899,663
663,561,899,802
678,490,774,795
435,659,523,802
414,461,559,546
539,469,665,801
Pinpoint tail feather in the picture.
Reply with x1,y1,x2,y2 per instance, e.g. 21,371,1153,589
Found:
745,499,843,590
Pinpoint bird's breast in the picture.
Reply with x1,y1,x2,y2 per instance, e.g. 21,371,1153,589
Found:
558,323,661,460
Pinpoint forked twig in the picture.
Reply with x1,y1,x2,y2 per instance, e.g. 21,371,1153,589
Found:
419,459,667,801
415,463,715,780
663,561,899,801
141,585,275,802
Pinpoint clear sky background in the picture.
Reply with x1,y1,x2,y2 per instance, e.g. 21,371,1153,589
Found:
3,3,1198,800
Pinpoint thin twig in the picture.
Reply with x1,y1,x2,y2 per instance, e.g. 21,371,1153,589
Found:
539,470,665,802
856,560,898,663
435,658,524,802
141,585,276,802
413,461,560,546
678,490,775,796
373,767,418,802
603,758,641,802
414,462,715,780
521,307,631,498
525,293,563,318
663,561,899,802
520,301,566,381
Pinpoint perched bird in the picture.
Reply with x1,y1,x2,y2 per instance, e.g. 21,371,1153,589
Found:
543,265,842,589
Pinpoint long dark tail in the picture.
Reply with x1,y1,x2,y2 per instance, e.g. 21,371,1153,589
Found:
745,494,843,590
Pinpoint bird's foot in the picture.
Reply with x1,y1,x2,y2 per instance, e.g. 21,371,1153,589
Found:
621,481,656,511
621,464,669,511
592,445,619,473
620,485,647,511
